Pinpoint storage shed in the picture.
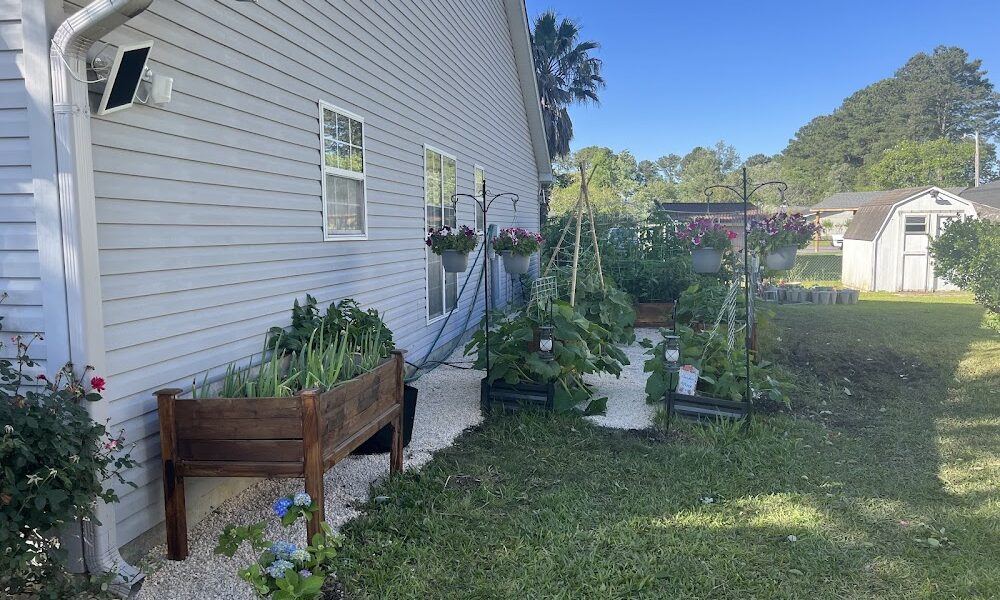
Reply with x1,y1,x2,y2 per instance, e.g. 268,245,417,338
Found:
842,187,978,292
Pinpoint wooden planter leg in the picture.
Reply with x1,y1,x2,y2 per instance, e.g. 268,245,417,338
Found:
300,389,325,542
156,388,187,560
390,352,404,474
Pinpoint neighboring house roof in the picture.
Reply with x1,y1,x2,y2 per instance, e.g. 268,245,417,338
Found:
960,180,1000,220
844,186,971,241
503,0,553,184
815,188,966,212
654,201,759,215
813,191,884,211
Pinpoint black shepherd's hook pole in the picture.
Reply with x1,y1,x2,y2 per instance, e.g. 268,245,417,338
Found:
703,167,787,419
451,179,518,390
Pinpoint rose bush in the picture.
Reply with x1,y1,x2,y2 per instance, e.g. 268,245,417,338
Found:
0,293,137,598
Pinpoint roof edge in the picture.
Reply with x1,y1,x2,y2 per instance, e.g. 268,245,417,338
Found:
503,0,552,184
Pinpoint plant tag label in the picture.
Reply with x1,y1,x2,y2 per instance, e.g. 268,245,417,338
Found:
676,365,699,396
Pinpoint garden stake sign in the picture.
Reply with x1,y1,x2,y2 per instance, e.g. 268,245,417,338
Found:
156,351,405,560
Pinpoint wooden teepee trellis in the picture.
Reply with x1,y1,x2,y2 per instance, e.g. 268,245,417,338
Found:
542,162,606,305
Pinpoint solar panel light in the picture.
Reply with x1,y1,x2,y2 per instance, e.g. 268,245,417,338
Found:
538,325,555,362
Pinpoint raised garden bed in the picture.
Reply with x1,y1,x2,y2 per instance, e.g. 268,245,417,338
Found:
156,351,405,560
634,302,675,328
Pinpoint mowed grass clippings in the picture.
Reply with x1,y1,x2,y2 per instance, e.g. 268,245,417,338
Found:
335,293,1000,599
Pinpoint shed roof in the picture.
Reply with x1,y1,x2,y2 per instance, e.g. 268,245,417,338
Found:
654,201,758,215
813,191,884,211
960,180,1000,219
844,187,932,241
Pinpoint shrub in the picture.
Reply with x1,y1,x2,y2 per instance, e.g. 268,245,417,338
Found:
0,295,137,597
215,492,341,599
426,225,479,255
930,217,1000,319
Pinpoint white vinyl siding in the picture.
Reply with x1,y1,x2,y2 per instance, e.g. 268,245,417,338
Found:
58,0,542,546
320,102,367,239
474,165,485,231
425,145,457,321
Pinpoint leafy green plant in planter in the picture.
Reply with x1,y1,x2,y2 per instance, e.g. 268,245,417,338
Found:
267,296,394,359
673,282,733,328
215,492,342,599
571,271,636,345
0,295,138,598
642,325,787,406
464,301,628,414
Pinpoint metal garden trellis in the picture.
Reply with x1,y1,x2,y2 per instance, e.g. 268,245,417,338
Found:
665,167,787,428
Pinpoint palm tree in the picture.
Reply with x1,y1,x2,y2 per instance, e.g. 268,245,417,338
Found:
531,11,605,159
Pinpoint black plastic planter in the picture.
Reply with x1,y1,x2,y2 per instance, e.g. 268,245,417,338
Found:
481,378,555,412
352,384,418,455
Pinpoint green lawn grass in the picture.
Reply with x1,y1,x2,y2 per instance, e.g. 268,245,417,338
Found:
334,293,1000,599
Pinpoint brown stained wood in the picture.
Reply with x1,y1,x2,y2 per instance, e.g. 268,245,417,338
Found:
173,395,302,421
300,389,325,542
178,439,303,463
175,417,303,440
180,460,304,478
156,389,188,561
322,405,400,467
389,352,404,474
634,302,675,327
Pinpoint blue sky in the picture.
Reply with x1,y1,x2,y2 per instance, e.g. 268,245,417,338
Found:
523,0,1000,162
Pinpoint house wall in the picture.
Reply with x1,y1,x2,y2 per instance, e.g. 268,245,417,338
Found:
841,239,873,290
0,1,68,376
873,192,975,292
59,0,541,545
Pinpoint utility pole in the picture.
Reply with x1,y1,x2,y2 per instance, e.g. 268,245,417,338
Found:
974,130,981,187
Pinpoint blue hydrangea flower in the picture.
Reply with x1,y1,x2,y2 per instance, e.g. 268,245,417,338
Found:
269,541,296,560
266,559,294,579
272,496,293,518
298,569,312,578
293,492,312,507
290,548,311,563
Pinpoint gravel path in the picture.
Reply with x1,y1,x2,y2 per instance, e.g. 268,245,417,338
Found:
135,332,658,599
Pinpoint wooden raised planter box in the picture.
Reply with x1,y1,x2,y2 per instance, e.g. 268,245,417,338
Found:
155,351,405,560
634,302,675,328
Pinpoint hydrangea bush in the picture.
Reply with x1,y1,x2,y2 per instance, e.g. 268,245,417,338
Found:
492,227,543,256
425,225,480,255
0,293,137,598
747,212,822,253
215,492,341,599
675,217,738,250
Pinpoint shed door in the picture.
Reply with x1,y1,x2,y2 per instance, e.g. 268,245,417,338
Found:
933,214,960,291
901,215,928,291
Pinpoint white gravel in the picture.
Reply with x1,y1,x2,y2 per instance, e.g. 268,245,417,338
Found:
134,331,657,599
584,327,662,430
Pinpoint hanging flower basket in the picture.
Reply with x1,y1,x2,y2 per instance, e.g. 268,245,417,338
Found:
691,248,724,274
748,212,822,271
441,249,469,273
492,227,543,276
426,225,479,273
501,251,530,274
765,245,798,270
676,217,736,274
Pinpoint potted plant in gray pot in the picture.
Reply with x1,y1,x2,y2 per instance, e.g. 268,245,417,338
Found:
426,224,480,273
749,212,822,271
676,217,737,274
492,227,543,275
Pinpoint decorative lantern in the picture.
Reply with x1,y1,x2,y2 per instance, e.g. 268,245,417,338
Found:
538,325,555,362
664,335,681,373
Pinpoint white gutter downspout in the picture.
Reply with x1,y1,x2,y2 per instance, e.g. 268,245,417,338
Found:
50,0,153,596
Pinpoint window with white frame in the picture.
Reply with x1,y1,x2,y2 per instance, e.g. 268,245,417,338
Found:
426,146,458,320
904,215,927,234
474,165,486,231
320,102,367,239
